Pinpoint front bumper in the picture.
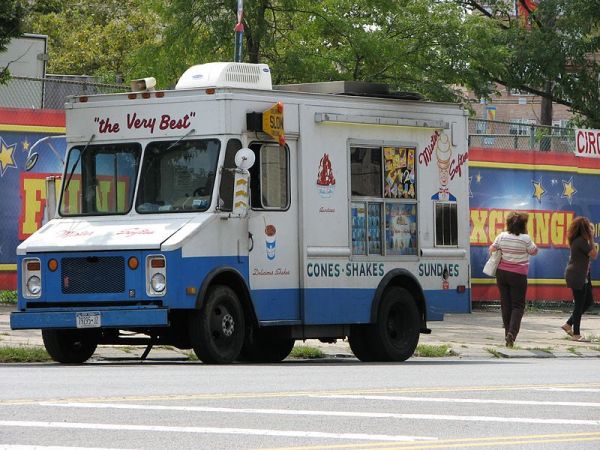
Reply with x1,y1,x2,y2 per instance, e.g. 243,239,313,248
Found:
10,306,169,330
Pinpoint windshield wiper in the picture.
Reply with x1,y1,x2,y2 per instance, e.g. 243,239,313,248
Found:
64,134,95,192
165,128,196,152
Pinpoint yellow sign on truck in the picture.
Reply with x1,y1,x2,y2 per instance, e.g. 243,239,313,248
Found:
262,101,285,144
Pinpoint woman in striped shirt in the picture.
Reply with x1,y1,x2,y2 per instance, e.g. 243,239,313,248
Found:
489,212,538,347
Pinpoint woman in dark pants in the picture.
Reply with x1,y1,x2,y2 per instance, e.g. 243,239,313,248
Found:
562,216,598,342
489,212,538,347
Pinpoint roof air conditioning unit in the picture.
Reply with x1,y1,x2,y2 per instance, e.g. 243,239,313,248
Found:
175,62,272,90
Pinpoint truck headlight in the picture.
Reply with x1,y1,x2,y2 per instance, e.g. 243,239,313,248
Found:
146,255,166,296
26,275,41,295
150,273,166,293
22,258,42,299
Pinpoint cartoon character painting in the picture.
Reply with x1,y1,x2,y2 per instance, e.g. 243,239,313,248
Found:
431,131,456,201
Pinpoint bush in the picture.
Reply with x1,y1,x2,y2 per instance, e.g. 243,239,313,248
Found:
0,291,17,304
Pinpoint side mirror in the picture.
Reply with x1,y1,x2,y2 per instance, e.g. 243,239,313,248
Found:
24,135,66,171
234,148,255,170
25,153,39,171
232,148,254,217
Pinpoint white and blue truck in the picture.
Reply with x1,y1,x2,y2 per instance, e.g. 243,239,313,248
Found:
12,62,470,363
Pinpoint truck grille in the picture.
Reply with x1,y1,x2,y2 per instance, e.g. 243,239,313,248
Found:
61,256,125,294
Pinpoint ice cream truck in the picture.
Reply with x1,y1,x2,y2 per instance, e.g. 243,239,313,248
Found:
11,62,470,363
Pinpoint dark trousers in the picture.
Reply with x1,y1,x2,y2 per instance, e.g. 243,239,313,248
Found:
496,268,528,339
567,277,594,335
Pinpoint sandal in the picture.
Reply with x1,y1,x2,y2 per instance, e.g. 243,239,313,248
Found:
572,335,590,342
505,332,515,348
561,324,573,336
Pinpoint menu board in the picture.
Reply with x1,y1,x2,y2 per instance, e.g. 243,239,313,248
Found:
384,147,416,199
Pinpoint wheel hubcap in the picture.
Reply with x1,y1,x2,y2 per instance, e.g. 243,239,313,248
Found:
222,313,235,336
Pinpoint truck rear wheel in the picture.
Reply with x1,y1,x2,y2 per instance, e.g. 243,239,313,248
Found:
372,287,420,361
42,329,98,363
189,285,245,364
239,329,295,363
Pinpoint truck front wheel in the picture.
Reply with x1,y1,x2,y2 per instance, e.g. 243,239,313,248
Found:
42,329,98,363
189,285,245,364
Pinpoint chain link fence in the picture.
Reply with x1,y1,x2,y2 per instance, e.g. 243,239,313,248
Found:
469,119,575,153
0,75,125,110
0,76,579,154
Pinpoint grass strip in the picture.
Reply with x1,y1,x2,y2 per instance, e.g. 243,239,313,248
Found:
414,344,457,357
0,346,52,363
289,345,325,359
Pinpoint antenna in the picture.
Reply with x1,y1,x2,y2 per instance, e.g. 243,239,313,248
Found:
234,0,244,62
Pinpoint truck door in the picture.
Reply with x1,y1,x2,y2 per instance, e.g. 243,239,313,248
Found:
247,141,300,322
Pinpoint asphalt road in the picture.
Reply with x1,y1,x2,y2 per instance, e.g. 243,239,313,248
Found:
1,358,600,449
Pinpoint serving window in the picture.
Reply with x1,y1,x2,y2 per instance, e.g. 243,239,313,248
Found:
350,145,417,256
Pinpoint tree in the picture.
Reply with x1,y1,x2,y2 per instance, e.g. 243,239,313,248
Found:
139,0,501,104
23,0,161,84
0,0,25,84
459,0,600,127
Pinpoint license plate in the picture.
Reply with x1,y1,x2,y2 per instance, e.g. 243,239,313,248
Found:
76,312,101,328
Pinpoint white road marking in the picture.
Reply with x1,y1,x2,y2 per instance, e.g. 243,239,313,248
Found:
0,446,126,450
312,394,600,408
534,387,600,393
39,402,600,426
0,420,436,442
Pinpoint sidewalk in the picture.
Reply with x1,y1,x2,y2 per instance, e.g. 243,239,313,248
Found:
1,304,599,360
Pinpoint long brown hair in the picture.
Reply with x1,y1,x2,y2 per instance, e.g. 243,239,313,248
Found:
567,216,593,245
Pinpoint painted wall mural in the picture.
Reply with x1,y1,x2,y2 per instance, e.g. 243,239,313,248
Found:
0,108,65,289
470,147,600,302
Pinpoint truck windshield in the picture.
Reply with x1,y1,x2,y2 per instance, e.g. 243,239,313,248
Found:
136,138,220,213
59,143,141,216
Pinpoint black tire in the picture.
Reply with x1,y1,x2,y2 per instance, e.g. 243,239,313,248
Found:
42,329,98,363
239,328,295,363
348,324,385,362
189,285,245,364
372,287,420,361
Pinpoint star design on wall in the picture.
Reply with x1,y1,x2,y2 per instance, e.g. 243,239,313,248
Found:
0,137,17,176
561,177,577,204
475,172,482,183
532,179,545,203
22,139,30,151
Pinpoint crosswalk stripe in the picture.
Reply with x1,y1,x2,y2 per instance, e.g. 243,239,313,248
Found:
312,394,600,407
0,420,436,442
39,402,600,426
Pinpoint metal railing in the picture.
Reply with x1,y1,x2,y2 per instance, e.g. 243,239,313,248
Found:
468,119,575,153
0,75,125,110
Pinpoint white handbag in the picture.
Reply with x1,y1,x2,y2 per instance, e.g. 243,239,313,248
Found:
483,250,502,276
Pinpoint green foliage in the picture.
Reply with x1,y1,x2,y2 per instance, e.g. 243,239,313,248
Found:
0,0,26,83
23,0,161,83
133,0,503,103
0,290,17,304
464,1,600,127
414,344,457,357
289,345,325,359
0,346,52,363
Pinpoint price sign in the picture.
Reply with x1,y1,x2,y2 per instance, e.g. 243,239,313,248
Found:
262,102,285,145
